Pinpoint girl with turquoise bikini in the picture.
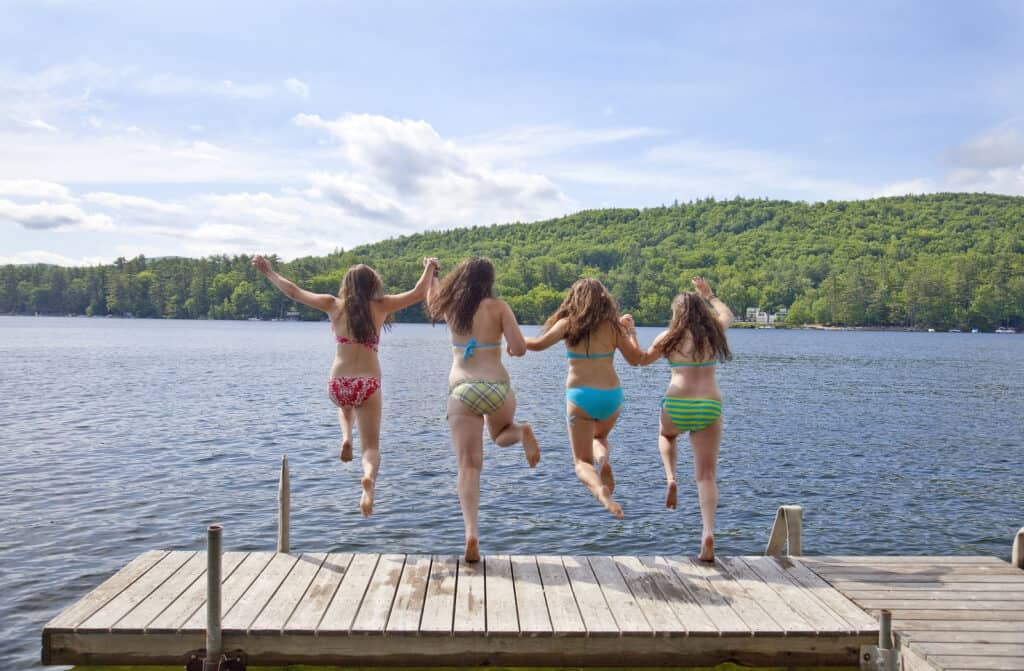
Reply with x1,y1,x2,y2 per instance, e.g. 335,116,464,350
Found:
428,257,540,562
526,278,644,519
624,276,734,561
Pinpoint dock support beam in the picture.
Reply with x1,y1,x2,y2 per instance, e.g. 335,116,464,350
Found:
1014,527,1024,569
765,505,802,556
278,455,290,554
204,524,222,671
860,610,899,671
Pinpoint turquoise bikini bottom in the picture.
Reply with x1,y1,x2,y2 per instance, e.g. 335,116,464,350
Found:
565,386,624,421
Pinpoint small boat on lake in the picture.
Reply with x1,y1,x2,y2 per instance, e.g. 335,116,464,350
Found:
995,326,1016,334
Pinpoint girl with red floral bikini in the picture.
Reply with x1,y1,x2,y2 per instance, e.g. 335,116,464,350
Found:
252,254,439,517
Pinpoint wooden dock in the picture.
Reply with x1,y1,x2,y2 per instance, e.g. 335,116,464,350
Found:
44,550,878,667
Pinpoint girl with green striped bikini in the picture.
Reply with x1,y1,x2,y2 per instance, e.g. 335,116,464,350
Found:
427,257,540,563
624,277,734,562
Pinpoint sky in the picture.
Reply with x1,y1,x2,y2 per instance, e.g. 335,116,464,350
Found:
1,0,1023,265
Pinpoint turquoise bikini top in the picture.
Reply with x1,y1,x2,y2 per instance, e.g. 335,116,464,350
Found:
566,350,614,359
668,360,716,368
453,337,501,360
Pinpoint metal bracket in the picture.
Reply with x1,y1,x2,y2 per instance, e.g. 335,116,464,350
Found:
860,645,899,671
185,649,247,671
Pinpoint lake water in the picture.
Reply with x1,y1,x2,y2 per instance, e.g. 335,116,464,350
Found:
2,317,1022,670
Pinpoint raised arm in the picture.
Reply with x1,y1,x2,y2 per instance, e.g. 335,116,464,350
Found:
616,314,646,366
525,318,568,352
252,255,336,314
500,301,527,357
693,276,735,329
377,257,440,314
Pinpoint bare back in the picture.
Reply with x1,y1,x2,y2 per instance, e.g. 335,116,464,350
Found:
664,335,722,400
565,322,622,390
328,299,390,378
448,298,512,387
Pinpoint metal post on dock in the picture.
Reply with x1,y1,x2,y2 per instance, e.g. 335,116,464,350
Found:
204,524,222,671
278,455,290,554
860,609,897,671
1013,527,1024,570
765,504,802,556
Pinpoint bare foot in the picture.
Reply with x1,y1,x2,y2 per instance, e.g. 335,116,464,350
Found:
522,424,540,468
339,439,353,462
598,486,625,520
698,535,715,562
359,476,374,517
665,481,677,509
464,537,480,563
598,458,615,495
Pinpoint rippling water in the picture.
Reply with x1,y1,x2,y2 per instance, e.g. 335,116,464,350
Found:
2,317,1022,670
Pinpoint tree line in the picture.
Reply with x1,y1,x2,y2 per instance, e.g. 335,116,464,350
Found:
3,193,1022,329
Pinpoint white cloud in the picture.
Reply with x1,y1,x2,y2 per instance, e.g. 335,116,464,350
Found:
137,73,275,99
83,192,188,215
947,125,1024,169
0,179,74,201
464,124,666,162
0,199,113,231
285,78,310,99
11,116,58,132
876,178,938,197
0,250,108,266
307,173,406,222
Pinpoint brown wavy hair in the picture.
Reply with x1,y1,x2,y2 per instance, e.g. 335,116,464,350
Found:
659,292,731,362
340,264,388,343
428,257,495,335
543,278,623,347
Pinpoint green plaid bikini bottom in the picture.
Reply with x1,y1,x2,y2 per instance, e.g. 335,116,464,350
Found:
449,380,512,416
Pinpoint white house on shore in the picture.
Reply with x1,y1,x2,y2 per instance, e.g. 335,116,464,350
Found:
745,307,788,324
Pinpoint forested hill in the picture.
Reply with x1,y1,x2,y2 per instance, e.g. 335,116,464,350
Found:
3,193,1023,329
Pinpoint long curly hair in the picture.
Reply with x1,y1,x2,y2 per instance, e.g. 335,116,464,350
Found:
659,292,731,362
543,278,623,347
340,264,388,343
428,257,495,335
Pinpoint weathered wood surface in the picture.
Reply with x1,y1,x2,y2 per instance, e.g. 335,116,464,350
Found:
43,552,880,666
804,556,1024,671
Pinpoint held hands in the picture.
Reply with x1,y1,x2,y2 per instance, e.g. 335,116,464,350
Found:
251,255,272,275
423,257,440,277
619,313,636,330
692,276,713,300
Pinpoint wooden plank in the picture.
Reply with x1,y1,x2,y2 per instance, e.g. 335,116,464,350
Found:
562,556,618,636
146,552,247,632
831,579,1024,590
535,556,585,635
111,552,206,632
222,552,299,631
717,556,815,634
887,610,1024,621
386,554,432,633
350,553,405,634
782,557,878,632
511,555,553,636
46,551,168,631
895,620,1024,632
286,553,352,632
484,555,519,634
632,556,718,635
419,555,457,635
928,655,1024,671
655,556,750,634
452,557,485,634
588,556,651,635
671,557,780,633
250,553,326,632
741,556,850,633
82,551,194,630
182,551,276,630
904,631,1024,644
806,556,1008,565
847,589,1024,601
854,599,1024,611
318,553,379,632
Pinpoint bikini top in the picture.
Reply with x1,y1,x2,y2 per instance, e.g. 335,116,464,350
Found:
452,337,501,360
566,350,614,359
332,325,379,352
668,359,716,368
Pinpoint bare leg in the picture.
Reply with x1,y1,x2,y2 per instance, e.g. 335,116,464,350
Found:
353,391,382,517
659,409,680,509
567,404,623,519
337,406,355,462
690,417,722,561
592,415,618,494
449,398,485,561
485,390,540,468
